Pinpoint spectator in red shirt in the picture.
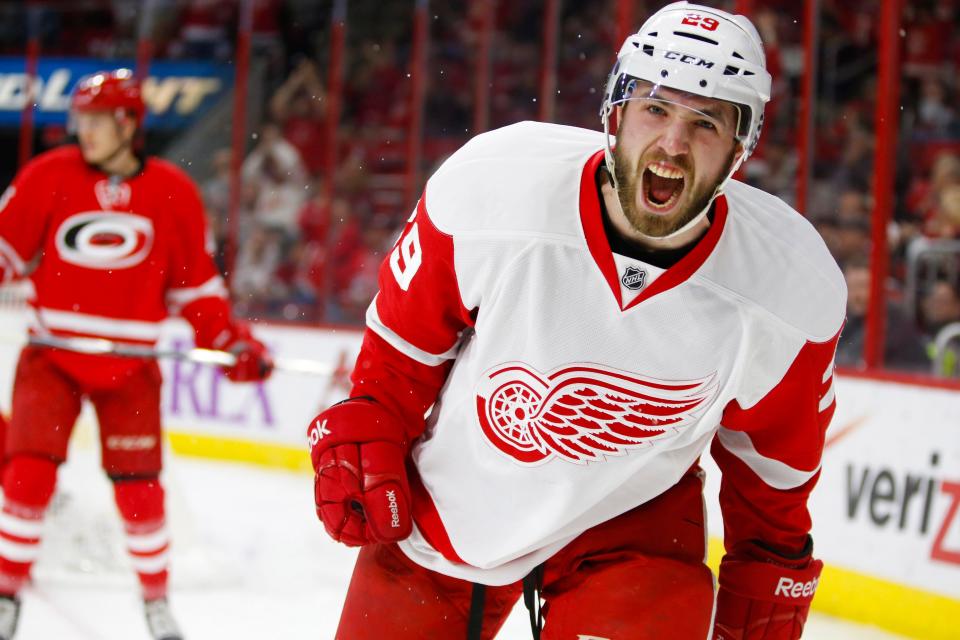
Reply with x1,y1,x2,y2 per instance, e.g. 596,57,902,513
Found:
903,4,953,77
297,176,332,245
333,215,395,324
270,60,327,176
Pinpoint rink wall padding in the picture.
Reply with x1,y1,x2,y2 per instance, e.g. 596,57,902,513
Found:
165,431,312,472
0,310,957,639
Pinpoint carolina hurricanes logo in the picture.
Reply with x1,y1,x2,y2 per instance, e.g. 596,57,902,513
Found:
476,362,717,465
55,211,154,270
94,179,132,209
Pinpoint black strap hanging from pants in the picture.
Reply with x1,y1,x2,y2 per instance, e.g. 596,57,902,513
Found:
522,563,545,640
466,582,486,640
466,562,544,640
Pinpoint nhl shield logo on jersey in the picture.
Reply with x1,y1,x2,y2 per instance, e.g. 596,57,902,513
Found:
475,362,717,465
94,178,132,210
621,266,646,291
54,211,155,270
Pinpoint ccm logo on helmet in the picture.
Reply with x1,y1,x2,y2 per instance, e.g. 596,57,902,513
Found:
774,576,819,599
55,211,154,270
663,50,715,69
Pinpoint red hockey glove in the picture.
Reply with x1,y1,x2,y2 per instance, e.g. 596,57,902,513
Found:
210,322,273,382
308,397,413,546
714,540,823,640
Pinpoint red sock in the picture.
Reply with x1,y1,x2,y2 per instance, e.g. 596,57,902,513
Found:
113,477,169,601
0,455,58,596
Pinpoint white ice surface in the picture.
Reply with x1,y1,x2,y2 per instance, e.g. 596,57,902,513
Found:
11,455,908,640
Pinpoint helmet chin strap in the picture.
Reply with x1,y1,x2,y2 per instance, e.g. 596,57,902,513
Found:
601,105,746,243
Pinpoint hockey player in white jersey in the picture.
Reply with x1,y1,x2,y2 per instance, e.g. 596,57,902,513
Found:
308,3,846,639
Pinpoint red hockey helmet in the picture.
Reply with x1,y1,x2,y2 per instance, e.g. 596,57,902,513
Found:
71,69,146,128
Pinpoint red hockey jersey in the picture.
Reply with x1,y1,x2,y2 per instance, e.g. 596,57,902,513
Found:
0,146,231,387
350,122,847,586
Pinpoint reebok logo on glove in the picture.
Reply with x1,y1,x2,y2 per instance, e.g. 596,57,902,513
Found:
714,550,823,639
386,490,400,528
774,575,819,599
308,419,331,447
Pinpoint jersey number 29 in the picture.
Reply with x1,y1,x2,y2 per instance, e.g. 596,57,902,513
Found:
390,223,422,291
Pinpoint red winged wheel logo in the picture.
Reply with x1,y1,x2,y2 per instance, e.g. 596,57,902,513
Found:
475,363,717,465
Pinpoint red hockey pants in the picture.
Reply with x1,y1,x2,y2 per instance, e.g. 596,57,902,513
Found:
336,471,715,639
7,346,163,475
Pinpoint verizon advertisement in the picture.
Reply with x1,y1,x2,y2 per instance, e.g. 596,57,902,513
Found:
811,377,959,596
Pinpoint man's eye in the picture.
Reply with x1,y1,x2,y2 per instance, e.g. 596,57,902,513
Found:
647,105,667,116
695,120,717,131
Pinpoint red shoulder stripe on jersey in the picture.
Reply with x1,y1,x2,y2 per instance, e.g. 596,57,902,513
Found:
577,150,729,311
711,437,820,556
351,330,454,437
712,331,841,557
721,332,840,472
372,195,475,357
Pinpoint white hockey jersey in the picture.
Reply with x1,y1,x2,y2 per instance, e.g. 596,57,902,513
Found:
351,121,847,586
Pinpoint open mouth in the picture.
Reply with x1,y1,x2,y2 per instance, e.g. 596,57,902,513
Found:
641,162,685,214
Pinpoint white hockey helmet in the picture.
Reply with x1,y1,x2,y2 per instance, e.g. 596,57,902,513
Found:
600,2,772,176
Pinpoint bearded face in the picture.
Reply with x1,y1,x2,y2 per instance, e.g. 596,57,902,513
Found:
611,87,742,238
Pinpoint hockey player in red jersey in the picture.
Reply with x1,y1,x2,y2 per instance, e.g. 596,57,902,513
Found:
0,69,272,640
308,3,845,639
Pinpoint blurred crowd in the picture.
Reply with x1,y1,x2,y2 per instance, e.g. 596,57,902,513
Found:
2,0,960,376
740,0,960,376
